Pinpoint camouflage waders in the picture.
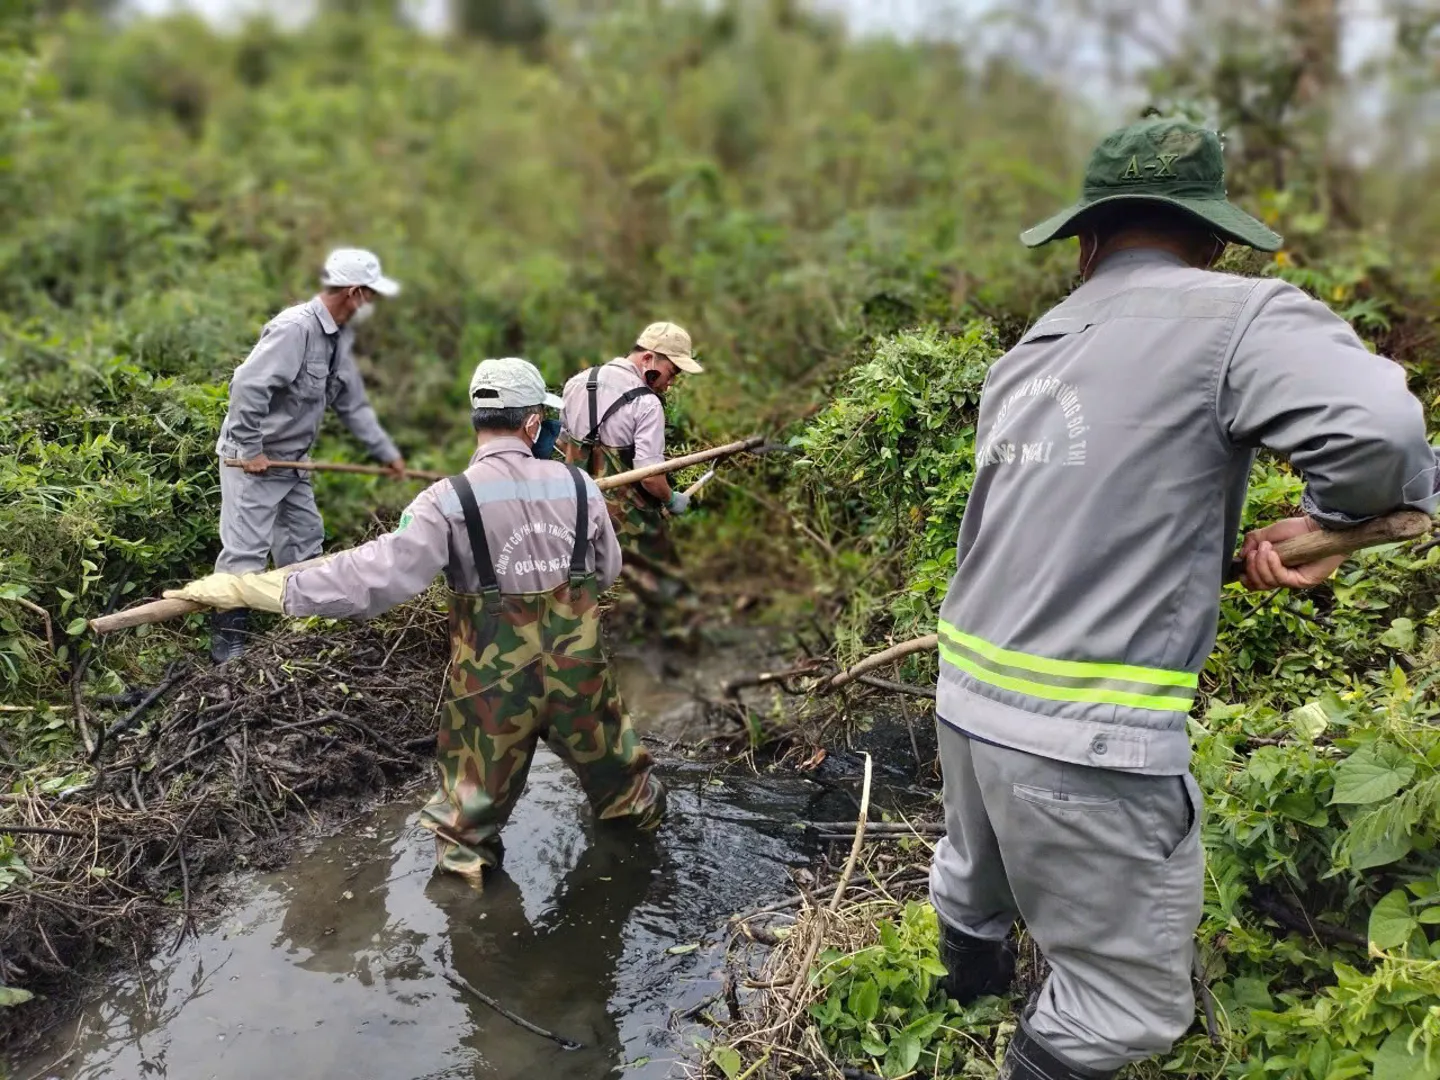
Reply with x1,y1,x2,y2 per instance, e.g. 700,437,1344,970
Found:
419,466,664,882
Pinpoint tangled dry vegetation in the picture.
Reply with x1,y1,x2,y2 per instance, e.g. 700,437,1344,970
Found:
0,603,448,1052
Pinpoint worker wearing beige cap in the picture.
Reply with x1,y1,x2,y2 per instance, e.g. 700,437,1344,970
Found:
558,322,702,587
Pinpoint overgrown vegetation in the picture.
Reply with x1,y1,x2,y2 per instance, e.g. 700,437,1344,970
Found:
3,0,1440,1076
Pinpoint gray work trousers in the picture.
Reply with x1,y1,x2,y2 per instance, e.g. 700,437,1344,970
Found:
215,462,325,575
928,722,1203,1072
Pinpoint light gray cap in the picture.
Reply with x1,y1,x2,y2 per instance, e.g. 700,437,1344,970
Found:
468,357,563,410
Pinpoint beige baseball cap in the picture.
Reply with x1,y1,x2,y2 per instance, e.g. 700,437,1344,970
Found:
636,322,702,374
469,357,563,410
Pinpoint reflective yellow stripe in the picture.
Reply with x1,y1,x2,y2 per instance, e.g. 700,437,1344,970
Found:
939,642,1194,714
937,620,1197,689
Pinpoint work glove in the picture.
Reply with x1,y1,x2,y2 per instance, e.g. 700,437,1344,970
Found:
163,569,290,613
667,490,690,516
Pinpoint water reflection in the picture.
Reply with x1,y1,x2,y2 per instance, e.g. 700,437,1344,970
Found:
16,754,829,1080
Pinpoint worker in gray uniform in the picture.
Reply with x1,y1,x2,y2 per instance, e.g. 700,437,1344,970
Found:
929,116,1439,1080
210,248,407,664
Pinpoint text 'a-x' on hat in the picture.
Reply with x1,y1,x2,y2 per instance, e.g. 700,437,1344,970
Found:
1020,116,1283,252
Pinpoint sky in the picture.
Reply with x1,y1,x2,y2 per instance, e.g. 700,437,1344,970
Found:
118,0,1400,129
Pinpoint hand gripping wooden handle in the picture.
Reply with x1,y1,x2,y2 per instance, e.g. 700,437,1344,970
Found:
90,598,205,635
1226,510,1432,583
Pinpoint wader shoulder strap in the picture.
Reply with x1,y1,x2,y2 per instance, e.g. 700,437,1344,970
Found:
583,371,658,446
566,465,589,585
446,474,503,612
585,367,600,445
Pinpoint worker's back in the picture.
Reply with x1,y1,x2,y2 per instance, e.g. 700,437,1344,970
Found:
938,247,1434,774
559,359,664,473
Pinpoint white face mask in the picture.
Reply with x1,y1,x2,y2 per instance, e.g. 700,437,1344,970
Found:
350,301,375,325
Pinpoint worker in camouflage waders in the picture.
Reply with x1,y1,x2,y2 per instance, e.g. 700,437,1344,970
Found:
168,357,665,886
558,322,702,598
930,116,1438,1080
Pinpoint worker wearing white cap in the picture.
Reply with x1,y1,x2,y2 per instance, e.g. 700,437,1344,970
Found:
209,248,407,663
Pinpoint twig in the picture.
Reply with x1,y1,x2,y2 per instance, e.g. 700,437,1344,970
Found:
169,841,193,954
1194,951,1222,1047
723,660,827,698
11,597,55,653
90,661,187,763
444,972,584,1050
856,674,935,699
829,636,937,690
0,825,88,840
829,753,873,912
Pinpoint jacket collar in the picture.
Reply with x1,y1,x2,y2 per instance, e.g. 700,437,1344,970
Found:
1089,247,1189,278
471,435,534,461
308,295,340,336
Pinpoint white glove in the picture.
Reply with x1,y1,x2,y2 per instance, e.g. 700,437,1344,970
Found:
667,491,690,515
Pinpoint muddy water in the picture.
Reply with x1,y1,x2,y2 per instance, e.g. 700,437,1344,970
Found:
16,638,877,1080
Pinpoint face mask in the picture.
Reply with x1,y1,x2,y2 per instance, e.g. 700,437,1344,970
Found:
350,301,375,325
533,417,561,460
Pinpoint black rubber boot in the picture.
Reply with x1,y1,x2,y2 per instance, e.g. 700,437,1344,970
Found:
999,1013,1117,1080
940,921,1016,1004
209,609,249,665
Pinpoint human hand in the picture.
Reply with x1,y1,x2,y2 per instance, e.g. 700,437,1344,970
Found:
385,456,408,479
1239,516,1345,591
241,454,273,475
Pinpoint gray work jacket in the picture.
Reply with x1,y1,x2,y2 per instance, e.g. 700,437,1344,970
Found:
937,249,1438,775
284,437,622,619
216,297,400,465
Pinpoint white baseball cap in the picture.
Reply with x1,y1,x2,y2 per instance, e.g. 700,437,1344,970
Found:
320,248,401,297
469,357,563,410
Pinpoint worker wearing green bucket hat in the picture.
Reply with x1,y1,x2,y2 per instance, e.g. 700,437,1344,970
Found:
927,116,1437,1080
1020,115,1283,253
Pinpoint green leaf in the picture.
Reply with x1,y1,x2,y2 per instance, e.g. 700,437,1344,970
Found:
918,958,948,978
65,617,88,636
1286,701,1331,741
1274,793,1328,827
1369,889,1419,950
1330,745,1416,805
0,986,34,1007
1232,977,1274,1011
1380,618,1417,652
849,978,879,1024
1307,1037,1331,1080
860,1035,889,1058
1373,1026,1440,1080
884,1033,923,1077
1417,907,1440,925
1350,829,1414,872
665,942,700,955
710,1046,742,1080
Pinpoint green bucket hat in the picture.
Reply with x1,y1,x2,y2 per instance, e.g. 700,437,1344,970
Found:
1020,117,1283,252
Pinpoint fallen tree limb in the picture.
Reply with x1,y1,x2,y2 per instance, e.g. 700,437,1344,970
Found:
828,635,937,690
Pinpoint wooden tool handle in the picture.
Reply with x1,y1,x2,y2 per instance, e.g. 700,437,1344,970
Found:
1226,510,1432,583
223,458,447,482
90,598,204,635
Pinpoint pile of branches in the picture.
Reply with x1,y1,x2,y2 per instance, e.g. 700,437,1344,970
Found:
0,603,448,1053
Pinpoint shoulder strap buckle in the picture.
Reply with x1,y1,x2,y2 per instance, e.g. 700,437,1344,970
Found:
565,465,590,586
